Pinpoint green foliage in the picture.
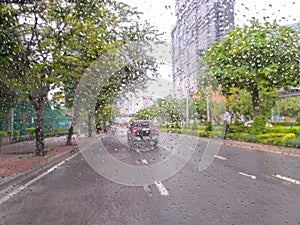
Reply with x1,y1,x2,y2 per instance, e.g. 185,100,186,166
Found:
226,132,249,141
271,121,296,127
296,115,300,126
205,121,212,132
0,131,8,138
241,134,258,143
267,126,300,134
171,122,181,129
276,96,300,118
134,107,157,120
26,128,36,137
249,116,266,134
6,130,20,141
227,125,248,133
0,1,159,154
256,132,296,145
191,121,199,130
203,21,300,116
285,137,300,148
257,133,292,140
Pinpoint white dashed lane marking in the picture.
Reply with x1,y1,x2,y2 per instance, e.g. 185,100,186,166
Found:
154,181,169,196
239,172,256,180
273,174,300,185
214,155,227,160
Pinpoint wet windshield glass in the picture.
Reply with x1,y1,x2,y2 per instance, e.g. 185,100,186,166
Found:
0,0,299,224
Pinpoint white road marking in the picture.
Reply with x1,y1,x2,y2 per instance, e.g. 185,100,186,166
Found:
273,174,300,185
141,159,148,165
214,155,227,160
239,172,256,180
0,152,79,205
154,181,169,196
143,184,152,196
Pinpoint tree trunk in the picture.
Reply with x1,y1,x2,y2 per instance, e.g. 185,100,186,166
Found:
66,108,77,145
66,125,73,146
251,86,260,116
30,97,46,156
87,110,94,137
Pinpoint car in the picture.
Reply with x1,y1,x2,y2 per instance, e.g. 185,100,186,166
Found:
127,120,159,149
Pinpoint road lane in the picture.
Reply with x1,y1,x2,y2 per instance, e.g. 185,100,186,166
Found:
0,132,299,224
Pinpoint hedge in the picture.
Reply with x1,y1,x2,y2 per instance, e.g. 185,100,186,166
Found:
285,137,300,148
270,122,296,126
0,131,8,138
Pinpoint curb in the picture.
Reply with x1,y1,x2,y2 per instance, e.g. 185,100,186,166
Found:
0,145,79,200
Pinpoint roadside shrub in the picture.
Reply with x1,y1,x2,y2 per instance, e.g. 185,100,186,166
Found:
271,121,296,127
257,133,291,139
227,125,249,133
285,137,300,148
171,122,181,129
256,133,295,145
249,116,265,134
26,127,36,137
226,132,249,141
191,121,199,130
198,130,207,137
296,115,300,126
6,130,20,139
205,121,212,132
0,131,8,138
241,134,258,143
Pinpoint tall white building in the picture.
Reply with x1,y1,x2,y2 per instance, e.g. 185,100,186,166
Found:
171,0,235,95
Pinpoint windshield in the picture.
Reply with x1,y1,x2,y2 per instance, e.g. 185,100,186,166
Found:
0,0,299,224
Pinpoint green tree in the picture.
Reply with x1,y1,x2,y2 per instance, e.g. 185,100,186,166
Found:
225,87,279,122
203,21,300,116
0,1,158,155
276,96,300,118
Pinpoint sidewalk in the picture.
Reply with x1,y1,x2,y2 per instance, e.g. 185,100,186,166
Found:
0,136,78,184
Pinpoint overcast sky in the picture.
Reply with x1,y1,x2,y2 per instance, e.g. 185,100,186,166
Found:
122,0,300,40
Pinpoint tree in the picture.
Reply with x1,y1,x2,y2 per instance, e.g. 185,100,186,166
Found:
0,1,158,155
276,96,300,118
225,87,279,122
203,21,300,116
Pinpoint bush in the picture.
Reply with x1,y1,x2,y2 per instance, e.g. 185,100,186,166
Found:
226,132,249,141
285,137,300,147
256,133,295,145
205,121,212,132
227,125,249,133
257,133,292,140
171,122,181,129
191,121,199,130
0,131,8,138
295,115,300,126
6,130,20,138
271,121,296,127
198,130,207,137
241,134,258,143
249,116,265,134
26,127,36,137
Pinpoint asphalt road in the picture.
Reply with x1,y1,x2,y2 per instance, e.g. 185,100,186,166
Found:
0,128,299,225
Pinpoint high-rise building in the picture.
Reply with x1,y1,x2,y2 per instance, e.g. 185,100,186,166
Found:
171,0,235,95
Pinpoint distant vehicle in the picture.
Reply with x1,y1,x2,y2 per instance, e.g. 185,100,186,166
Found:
127,120,159,149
